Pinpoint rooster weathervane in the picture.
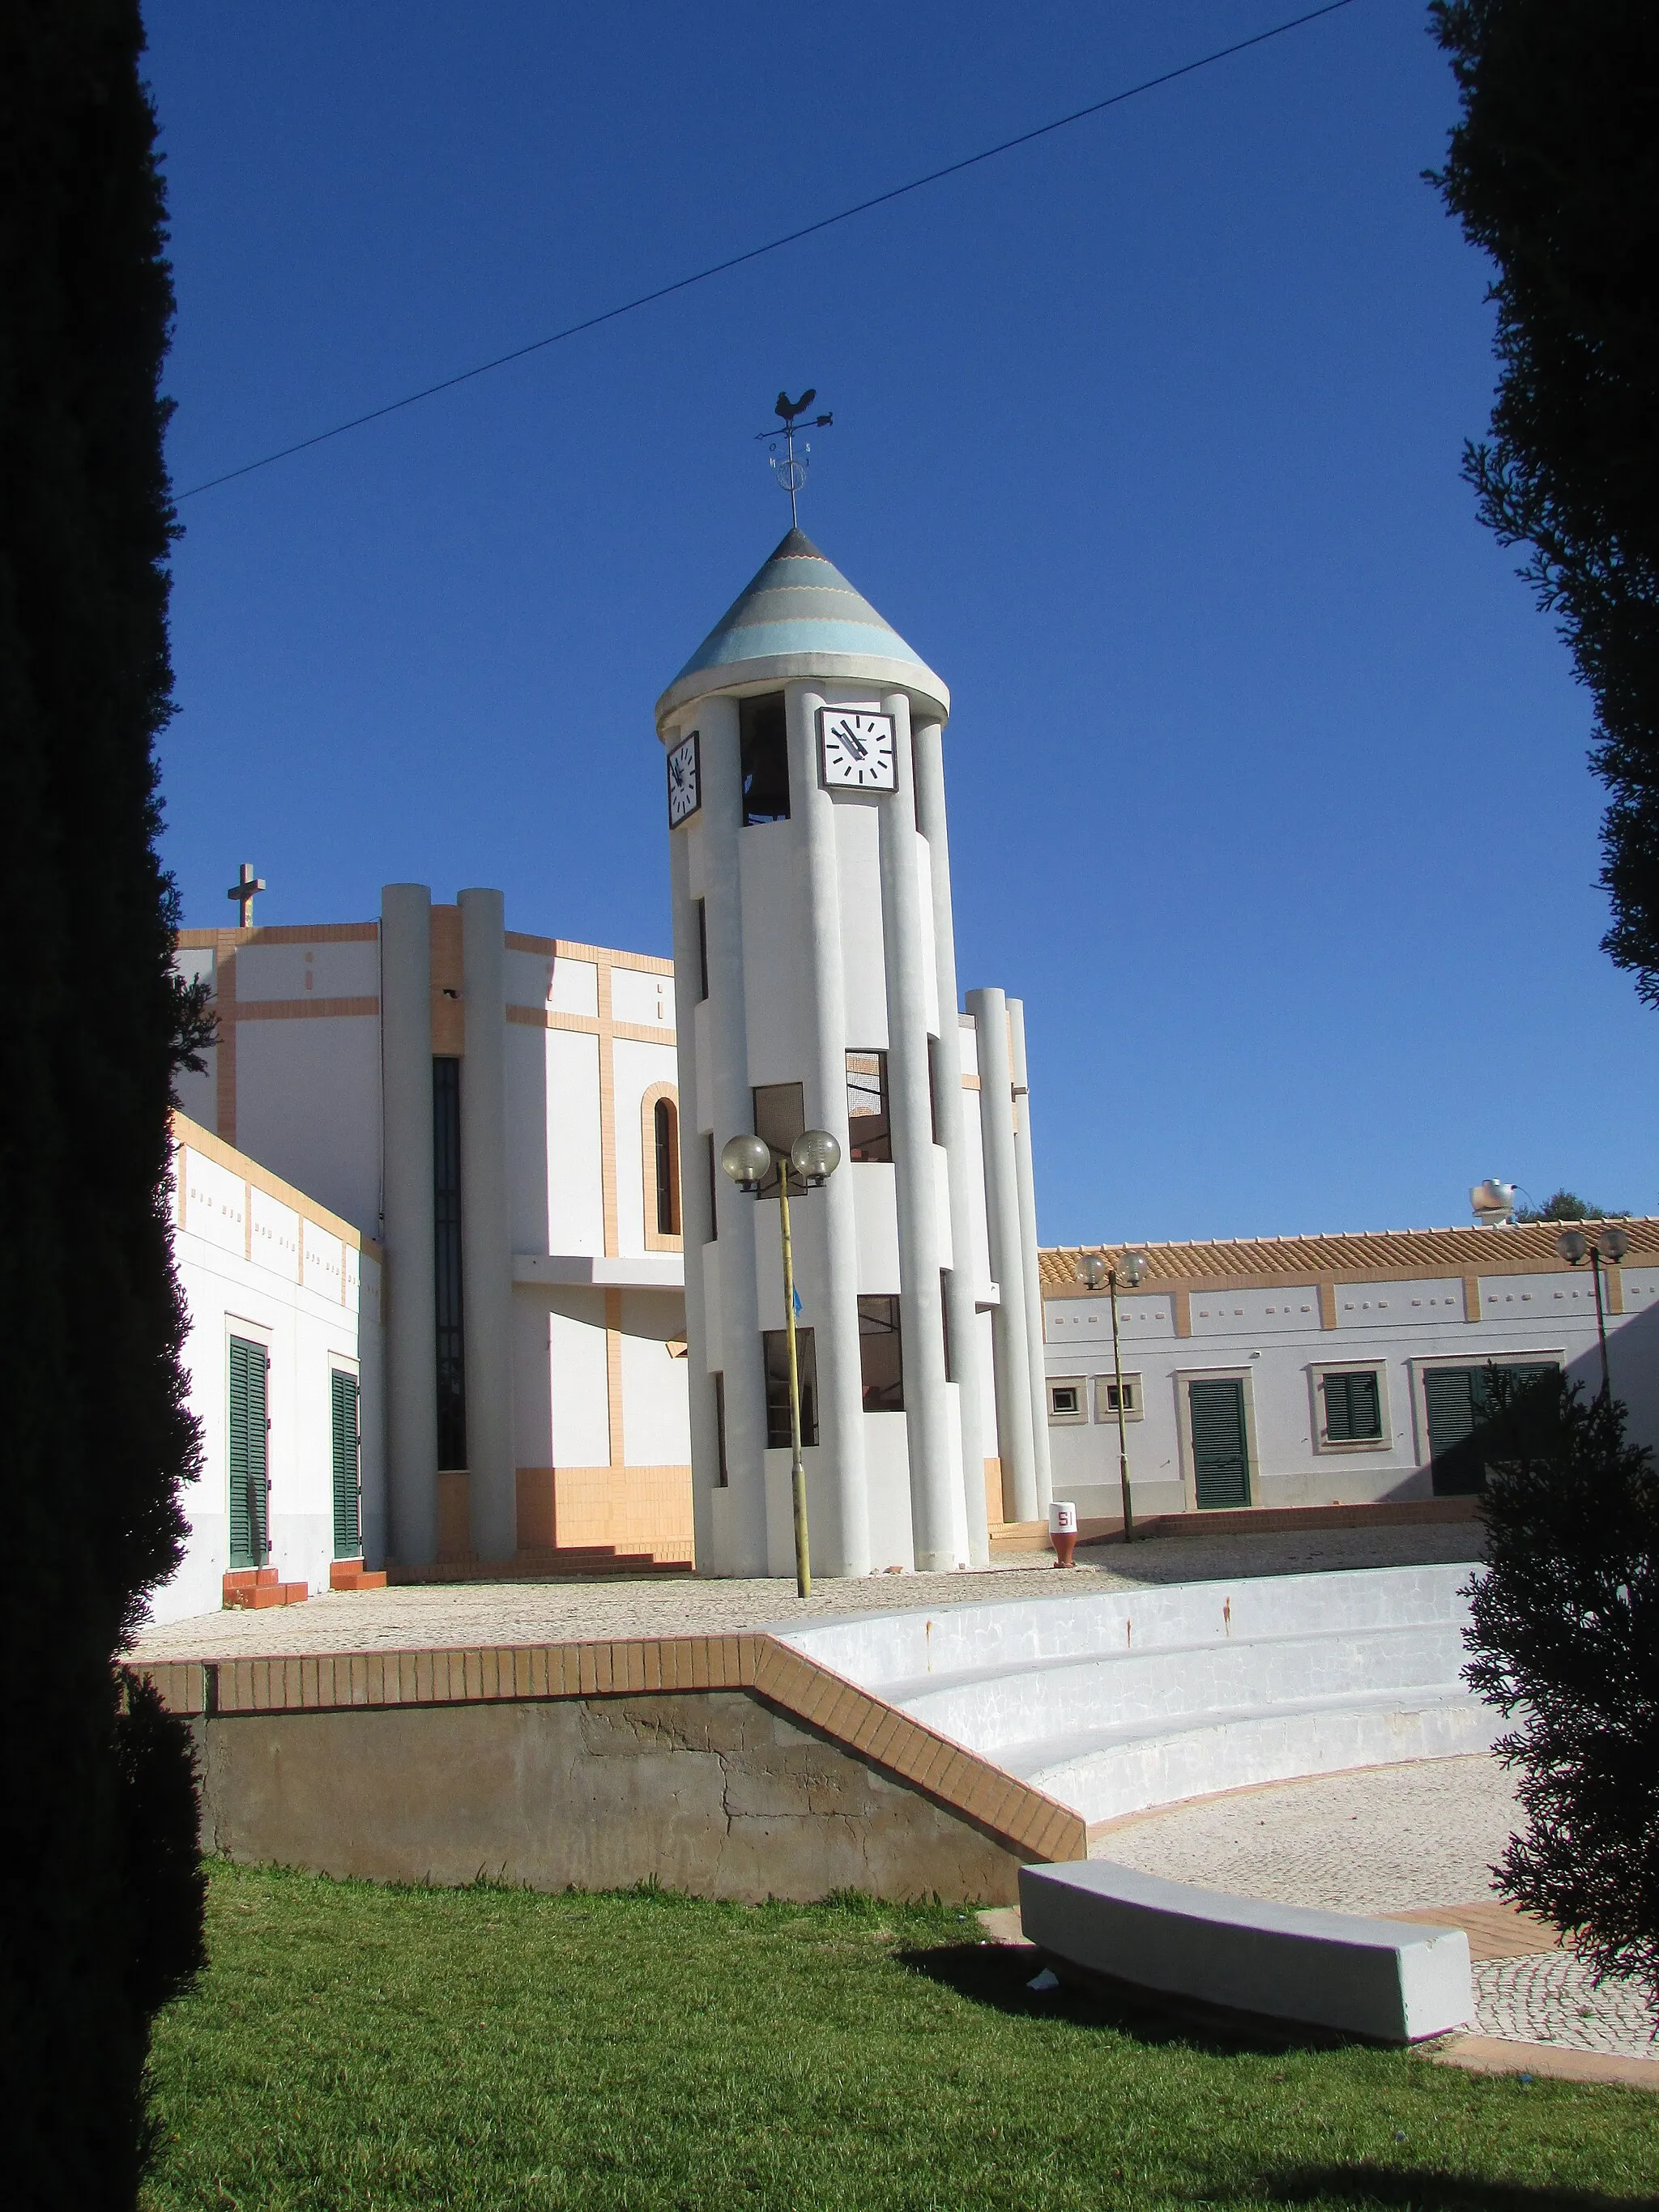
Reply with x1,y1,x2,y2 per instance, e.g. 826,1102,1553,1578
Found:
755,388,834,527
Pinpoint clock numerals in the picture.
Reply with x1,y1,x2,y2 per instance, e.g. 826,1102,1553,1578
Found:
666,730,701,827
817,705,897,792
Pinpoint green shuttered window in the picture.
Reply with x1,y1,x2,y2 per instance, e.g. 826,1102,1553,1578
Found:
331,1369,362,1559
228,1335,270,1568
1322,1368,1383,1443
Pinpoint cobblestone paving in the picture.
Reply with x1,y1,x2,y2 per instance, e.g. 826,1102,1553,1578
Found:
131,1521,1482,1660
1473,1952,1657,2061
1102,1758,1659,2060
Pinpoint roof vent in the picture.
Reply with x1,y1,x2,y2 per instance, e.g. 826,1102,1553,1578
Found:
1470,1178,1517,1228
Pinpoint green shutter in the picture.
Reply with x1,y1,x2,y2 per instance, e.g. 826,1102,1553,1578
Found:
1323,1369,1382,1442
331,1370,362,1558
1188,1379,1250,1508
228,1336,269,1567
1427,1362,1559,1494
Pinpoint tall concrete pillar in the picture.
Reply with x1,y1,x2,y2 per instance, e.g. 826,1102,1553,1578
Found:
380,883,438,1566
912,717,990,1566
669,817,718,1578
879,693,956,1570
1008,997,1052,1513
789,683,871,1578
694,696,770,1575
967,986,1038,1524
459,888,515,1561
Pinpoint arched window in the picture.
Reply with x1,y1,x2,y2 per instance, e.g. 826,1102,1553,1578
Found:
654,1094,680,1236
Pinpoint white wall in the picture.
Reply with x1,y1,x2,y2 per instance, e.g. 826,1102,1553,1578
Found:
153,1130,382,1626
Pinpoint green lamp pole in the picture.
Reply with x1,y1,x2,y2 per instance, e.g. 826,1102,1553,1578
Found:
1077,1248,1149,1542
1556,1222,1630,1399
721,1127,842,1598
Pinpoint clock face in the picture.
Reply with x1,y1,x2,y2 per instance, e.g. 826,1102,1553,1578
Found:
818,705,897,791
666,730,701,826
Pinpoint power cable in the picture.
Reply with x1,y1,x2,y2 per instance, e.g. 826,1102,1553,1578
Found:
177,0,1360,500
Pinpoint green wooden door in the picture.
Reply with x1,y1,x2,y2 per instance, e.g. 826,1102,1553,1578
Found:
331,1370,362,1559
1188,1378,1250,1508
1425,1363,1559,1494
228,1336,269,1567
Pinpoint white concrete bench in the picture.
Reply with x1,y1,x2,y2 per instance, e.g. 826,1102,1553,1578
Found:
1019,1857,1473,2044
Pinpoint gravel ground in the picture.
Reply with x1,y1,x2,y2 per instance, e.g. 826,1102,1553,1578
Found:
131,1519,1483,1660
1099,1758,1659,2061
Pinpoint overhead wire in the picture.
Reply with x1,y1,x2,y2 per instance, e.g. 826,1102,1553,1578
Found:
177,0,1360,500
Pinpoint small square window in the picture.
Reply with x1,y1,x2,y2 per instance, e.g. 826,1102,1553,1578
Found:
1314,1366,1388,1450
1047,1378,1086,1426
1094,1375,1143,1422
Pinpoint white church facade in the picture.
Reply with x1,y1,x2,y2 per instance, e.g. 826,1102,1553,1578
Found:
149,528,1659,1623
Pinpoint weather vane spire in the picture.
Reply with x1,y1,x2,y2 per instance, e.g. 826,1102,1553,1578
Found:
756,388,833,528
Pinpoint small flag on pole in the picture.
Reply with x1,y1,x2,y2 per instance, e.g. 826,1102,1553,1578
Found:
792,1283,803,1319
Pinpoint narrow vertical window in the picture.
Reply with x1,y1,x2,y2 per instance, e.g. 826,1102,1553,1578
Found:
432,1055,467,1470
654,1095,680,1234
763,1328,819,1447
740,693,790,824
845,1051,890,1162
940,1271,953,1383
704,1132,718,1242
928,1035,942,1144
858,1295,904,1412
713,1371,729,1488
695,898,709,1000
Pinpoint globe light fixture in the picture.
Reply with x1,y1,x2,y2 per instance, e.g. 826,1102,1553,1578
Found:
791,1128,841,1187
719,1132,771,1191
718,1123,842,1596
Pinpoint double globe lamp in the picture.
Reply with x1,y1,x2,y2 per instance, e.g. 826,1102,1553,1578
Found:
720,1127,842,1598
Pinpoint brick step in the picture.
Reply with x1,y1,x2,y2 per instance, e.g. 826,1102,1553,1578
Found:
329,1561,389,1592
389,1547,691,1584
221,1566,279,1591
224,1574,309,1610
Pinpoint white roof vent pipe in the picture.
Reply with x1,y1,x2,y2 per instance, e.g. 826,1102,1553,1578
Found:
1471,1178,1518,1227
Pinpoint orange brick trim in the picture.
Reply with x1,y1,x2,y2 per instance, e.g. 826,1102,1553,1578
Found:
133,1630,1086,1866
224,996,381,1023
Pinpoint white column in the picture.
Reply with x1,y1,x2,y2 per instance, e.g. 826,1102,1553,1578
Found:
669,810,718,1577
789,683,871,1578
459,888,516,1562
699,697,770,1575
1008,996,1052,1513
380,883,438,1566
966,986,1038,1524
911,718,990,1566
879,694,956,1569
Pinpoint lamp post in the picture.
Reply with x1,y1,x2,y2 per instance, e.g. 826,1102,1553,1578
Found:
721,1127,842,1599
1077,1248,1149,1542
1556,1222,1630,1398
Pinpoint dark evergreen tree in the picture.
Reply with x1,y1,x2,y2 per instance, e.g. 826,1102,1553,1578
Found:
1,4,207,2202
1464,1371,1659,2008
1429,3,1659,1003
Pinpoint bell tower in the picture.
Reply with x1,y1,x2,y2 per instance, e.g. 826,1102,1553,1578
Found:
657,527,1008,1575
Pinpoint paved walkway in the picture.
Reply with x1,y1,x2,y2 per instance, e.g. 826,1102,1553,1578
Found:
1100,1758,1657,2061
132,1520,1482,1660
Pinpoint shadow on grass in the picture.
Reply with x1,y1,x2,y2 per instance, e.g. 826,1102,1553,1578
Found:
896,1942,1354,2056
1235,2167,1659,2211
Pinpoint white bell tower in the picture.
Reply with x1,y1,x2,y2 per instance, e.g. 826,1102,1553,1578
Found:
657,526,1017,1576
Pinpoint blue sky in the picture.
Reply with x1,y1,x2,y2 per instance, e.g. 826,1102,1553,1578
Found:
143,0,1659,1243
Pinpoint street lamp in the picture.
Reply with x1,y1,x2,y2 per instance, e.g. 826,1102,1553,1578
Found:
1077,1248,1149,1542
1556,1222,1630,1398
721,1126,842,1598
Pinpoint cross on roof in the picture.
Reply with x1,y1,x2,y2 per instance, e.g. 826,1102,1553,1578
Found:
226,863,266,927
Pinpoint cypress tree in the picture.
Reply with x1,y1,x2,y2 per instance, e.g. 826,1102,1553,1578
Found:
1464,1372,1659,2010
1,4,207,2201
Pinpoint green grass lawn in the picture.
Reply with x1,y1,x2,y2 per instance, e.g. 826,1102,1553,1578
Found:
142,1860,1657,2211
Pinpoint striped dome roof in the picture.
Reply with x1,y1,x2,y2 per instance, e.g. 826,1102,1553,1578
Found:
655,528,949,729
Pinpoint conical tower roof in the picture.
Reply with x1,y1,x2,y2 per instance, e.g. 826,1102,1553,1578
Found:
655,527,949,730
